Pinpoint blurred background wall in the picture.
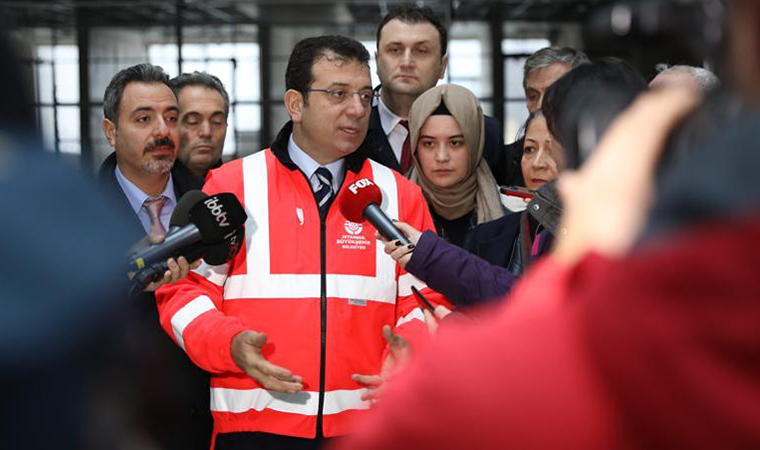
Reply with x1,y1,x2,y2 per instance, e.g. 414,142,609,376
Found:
1,0,712,172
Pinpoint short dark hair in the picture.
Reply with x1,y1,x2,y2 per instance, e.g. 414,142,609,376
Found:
170,71,230,117
285,35,370,104
542,57,648,169
376,4,448,57
103,63,172,123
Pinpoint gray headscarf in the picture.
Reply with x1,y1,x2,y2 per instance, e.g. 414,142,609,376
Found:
408,84,504,223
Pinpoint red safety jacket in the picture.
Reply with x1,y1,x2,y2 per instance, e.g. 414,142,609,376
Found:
156,126,448,440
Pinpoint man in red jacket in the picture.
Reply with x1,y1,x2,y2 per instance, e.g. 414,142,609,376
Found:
156,35,447,449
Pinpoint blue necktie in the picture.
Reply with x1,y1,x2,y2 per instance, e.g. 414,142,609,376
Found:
313,167,333,216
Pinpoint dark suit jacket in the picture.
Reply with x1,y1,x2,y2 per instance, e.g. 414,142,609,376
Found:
500,138,526,187
97,153,211,450
98,152,204,233
365,105,507,179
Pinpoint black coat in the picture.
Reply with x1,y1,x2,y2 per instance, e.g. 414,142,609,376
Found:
365,105,507,180
96,153,211,450
499,138,526,187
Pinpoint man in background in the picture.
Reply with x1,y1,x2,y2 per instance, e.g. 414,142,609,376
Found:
649,64,720,92
366,4,504,178
501,46,589,187
171,71,229,178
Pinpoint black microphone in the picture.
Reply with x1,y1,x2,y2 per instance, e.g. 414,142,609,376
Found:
128,190,247,273
131,232,243,293
338,178,411,245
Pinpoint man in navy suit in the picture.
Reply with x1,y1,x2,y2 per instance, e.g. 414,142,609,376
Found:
367,4,505,178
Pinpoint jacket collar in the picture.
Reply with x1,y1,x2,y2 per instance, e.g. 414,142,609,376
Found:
270,120,369,175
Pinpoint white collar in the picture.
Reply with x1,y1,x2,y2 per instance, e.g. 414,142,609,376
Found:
287,134,344,192
377,95,406,137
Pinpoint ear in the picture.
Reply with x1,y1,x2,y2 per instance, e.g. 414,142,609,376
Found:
102,118,117,148
438,53,449,80
284,89,305,124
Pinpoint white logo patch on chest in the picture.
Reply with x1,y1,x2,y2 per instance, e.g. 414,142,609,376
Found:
337,220,371,250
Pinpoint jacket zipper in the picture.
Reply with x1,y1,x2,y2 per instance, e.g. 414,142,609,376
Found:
316,195,328,438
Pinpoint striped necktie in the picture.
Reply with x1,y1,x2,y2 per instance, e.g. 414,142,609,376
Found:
313,167,333,216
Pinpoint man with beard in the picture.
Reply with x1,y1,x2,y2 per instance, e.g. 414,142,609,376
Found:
100,63,203,256
97,63,211,450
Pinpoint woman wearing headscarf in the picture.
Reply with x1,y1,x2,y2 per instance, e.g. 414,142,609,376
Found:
407,84,504,248
382,60,648,308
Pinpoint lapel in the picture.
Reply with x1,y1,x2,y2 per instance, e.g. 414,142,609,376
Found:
98,152,146,237
365,105,402,173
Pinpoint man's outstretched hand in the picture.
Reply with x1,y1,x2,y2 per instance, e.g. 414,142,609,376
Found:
352,325,411,402
232,330,304,393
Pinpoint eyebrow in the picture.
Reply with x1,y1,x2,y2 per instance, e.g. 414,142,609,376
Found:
321,82,374,91
132,105,179,114
183,110,225,116
385,39,432,47
419,133,464,139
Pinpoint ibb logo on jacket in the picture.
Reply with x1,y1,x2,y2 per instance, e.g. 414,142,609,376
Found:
348,178,375,195
344,220,363,235
204,197,230,227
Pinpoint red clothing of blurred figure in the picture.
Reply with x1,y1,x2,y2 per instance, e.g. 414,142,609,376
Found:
336,211,760,450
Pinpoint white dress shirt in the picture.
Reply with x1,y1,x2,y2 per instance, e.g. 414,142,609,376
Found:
377,96,409,164
287,134,345,194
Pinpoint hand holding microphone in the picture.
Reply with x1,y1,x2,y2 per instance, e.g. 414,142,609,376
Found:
377,221,422,269
128,190,247,295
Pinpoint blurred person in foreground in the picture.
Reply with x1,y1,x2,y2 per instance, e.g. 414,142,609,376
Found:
382,59,647,308
171,71,229,178
334,1,760,448
405,83,504,248
155,35,449,449
0,25,133,449
366,4,504,179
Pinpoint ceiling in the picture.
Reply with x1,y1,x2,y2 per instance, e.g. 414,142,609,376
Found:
1,0,615,29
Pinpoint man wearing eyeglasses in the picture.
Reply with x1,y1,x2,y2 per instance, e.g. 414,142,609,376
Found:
155,35,448,449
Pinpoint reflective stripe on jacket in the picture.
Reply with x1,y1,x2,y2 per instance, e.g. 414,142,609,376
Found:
157,145,448,439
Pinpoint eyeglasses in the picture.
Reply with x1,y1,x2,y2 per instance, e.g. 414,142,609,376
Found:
307,87,378,108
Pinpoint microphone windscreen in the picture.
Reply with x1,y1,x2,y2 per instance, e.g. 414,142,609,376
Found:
189,193,247,243
170,190,208,228
339,178,383,223
204,226,245,265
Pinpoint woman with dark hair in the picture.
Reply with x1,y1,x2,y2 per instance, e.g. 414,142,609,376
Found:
406,84,505,248
463,109,564,279
542,57,648,169
383,58,648,308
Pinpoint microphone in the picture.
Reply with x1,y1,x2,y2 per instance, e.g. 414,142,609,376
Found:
131,235,242,293
338,178,411,245
127,190,247,290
